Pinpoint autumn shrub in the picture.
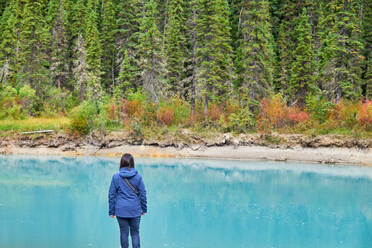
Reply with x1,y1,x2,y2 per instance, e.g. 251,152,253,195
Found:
329,100,359,128
141,102,157,126
123,99,143,118
288,107,310,125
0,85,36,119
120,89,148,125
208,103,224,121
157,106,175,126
357,100,372,130
106,100,117,120
257,94,289,131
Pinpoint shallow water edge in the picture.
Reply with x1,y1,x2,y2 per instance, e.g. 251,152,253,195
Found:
1,144,371,166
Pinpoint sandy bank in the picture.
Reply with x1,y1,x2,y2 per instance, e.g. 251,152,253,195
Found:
1,144,371,166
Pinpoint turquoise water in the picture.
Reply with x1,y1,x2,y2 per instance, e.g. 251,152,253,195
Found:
0,155,372,248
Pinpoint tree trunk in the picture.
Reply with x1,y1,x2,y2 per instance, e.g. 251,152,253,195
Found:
191,6,197,123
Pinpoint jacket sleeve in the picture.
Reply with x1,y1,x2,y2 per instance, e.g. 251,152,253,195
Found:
138,176,147,213
108,175,117,216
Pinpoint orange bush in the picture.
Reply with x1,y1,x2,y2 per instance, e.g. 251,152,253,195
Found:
358,100,372,130
208,103,224,121
157,106,175,126
122,100,143,118
105,99,117,120
329,100,359,128
257,94,289,131
288,107,310,124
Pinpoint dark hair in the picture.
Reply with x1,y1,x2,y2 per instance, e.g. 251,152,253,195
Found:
120,153,135,169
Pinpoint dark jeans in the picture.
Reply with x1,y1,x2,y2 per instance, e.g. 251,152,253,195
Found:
116,216,141,248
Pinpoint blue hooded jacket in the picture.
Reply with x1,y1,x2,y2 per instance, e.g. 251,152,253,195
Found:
108,167,147,218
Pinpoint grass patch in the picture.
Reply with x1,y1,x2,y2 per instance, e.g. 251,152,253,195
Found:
0,117,71,133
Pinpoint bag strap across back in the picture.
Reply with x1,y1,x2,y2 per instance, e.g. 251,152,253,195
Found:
124,178,140,196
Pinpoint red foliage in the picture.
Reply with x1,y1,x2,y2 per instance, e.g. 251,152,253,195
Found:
288,107,309,124
157,107,175,126
122,100,143,118
208,103,224,121
358,100,372,130
257,95,289,131
106,100,117,120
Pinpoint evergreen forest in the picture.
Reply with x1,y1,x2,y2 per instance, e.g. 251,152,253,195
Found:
0,0,372,136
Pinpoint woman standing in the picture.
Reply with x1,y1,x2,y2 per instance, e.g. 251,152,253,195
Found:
109,153,147,248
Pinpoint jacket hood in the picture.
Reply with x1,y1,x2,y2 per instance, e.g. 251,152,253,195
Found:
119,168,138,178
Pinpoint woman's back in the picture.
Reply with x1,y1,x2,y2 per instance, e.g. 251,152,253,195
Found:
109,168,147,217
108,153,147,248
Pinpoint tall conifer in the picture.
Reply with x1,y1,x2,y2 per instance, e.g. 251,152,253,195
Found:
362,0,372,99
101,0,116,91
0,0,20,85
318,0,363,101
47,0,70,89
85,0,103,100
165,0,187,94
196,0,233,117
236,0,274,103
19,0,50,93
288,8,317,106
138,0,166,102
116,0,141,91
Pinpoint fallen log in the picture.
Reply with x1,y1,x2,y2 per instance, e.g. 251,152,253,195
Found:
21,130,54,135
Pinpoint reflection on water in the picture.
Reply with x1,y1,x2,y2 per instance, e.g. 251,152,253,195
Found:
0,155,372,248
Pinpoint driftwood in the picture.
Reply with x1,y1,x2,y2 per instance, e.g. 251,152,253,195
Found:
21,130,54,135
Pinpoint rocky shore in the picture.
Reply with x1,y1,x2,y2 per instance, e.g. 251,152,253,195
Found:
1,131,371,165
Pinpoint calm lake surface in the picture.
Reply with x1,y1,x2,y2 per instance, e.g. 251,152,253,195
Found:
0,155,372,248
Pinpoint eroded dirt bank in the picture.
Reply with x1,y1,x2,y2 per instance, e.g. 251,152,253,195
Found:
0,131,371,165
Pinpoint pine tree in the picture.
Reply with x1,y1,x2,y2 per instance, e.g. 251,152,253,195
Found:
85,0,103,100
70,0,86,37
276,0,313,94
116,49,137,99
361,0,372,99
318,0,363,102
70,0,89,99
19,0,50,93
47,0,70,89
0,0,8,16
72,33,90,100
196,0,234,118
138,0,166,102
236,0,274,103
165,0,187,93
288,8,317,107
101,0,116,91
0,0,20,85
115,0,142,91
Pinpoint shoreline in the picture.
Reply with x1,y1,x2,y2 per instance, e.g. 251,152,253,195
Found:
1,144,371,166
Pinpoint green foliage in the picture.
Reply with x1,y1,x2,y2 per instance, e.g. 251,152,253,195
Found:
69,98,109,134
235,0,274,101
227,107,255,133
138,0,166,102
0,85,35,119
305,94,334,123
165,0,187,90
318,0,363,101
0,0,371,136
100,0,116,90
288,8,317,106
70,105,89,135
196,0,234,99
